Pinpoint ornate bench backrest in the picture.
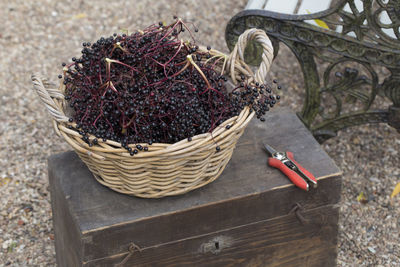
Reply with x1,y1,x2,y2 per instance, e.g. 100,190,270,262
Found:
226,0,400,142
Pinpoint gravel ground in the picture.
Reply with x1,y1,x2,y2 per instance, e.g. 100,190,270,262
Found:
0,0,399,266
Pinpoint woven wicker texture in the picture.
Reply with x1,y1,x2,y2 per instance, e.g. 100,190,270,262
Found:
32,29,273,198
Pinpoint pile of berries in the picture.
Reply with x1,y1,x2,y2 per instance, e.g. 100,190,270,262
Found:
61,18,280,153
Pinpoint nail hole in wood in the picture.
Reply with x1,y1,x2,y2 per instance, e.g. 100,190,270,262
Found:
200,236,233,255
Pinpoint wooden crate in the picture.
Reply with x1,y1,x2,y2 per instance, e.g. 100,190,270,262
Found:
48,107,342,266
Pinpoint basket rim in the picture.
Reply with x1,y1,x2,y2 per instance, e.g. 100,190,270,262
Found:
56,103,254,159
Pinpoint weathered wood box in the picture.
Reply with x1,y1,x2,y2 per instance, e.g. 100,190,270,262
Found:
48,108,342,266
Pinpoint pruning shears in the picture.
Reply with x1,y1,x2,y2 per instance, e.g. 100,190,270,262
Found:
264,143,317,191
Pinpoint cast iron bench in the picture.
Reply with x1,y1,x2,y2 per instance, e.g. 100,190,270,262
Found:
226,0,400,143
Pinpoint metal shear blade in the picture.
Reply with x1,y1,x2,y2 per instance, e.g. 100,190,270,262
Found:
263,143,278,156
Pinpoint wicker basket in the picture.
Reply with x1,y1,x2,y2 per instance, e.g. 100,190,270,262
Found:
32,29,273,198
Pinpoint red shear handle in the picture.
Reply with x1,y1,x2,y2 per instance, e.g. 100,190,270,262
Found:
286,152,317,184
268,158,309,191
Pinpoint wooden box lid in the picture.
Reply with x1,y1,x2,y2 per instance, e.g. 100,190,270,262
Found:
48,107,342,262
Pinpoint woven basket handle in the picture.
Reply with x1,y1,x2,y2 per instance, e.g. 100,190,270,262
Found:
227,28,274,85
31,73,69,122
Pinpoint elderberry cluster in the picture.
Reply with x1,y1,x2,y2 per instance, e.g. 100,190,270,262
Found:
61,19,281,152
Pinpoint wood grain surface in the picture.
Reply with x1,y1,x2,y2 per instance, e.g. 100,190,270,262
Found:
85,205,340,267
48,107,342,265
